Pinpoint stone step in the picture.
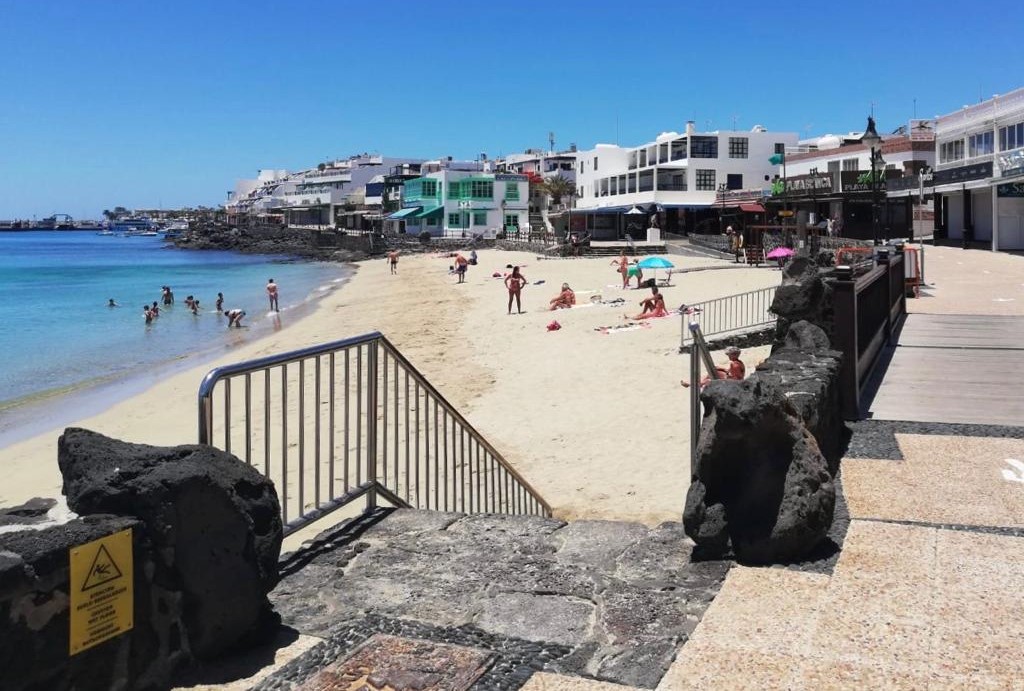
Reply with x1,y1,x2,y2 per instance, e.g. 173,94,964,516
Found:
252,508,732,690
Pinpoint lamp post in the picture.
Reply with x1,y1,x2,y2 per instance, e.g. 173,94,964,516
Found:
860,116,886,246
718,183,728,233
809,166,819,254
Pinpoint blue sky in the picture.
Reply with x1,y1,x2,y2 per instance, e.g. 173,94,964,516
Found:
1,0,1021,218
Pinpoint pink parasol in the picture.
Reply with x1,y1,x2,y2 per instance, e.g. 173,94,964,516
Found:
765,247,795,259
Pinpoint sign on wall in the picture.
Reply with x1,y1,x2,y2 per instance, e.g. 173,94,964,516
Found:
69,529,134,655
909,119,936,142
998,149,1024,178
931,161,993,185
997,182,1024,197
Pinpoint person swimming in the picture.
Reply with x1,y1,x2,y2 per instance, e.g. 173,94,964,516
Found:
143,305,153,324
151,301,160,317
216,292,224,311
108,298,119,308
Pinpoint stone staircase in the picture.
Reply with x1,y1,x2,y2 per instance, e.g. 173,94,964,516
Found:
239,509,731,690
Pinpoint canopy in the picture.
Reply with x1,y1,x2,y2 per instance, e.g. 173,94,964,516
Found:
387,207,421,219
625,206,646,215
415,205,444,218
739,203,766,213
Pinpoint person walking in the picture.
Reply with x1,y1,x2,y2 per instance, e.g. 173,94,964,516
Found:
266,278,279,312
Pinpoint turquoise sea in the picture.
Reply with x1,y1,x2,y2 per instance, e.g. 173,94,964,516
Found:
0,231,348,418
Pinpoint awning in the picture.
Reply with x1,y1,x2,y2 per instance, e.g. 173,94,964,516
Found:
387,207,421,219
415,205,443,218
739,203,766,213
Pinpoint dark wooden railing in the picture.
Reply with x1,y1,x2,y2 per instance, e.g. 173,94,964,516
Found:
832,249,906,419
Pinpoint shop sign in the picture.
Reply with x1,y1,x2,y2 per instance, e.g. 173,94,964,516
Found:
998,149,1024,178
841,170,888,193
494,174,528,182
997,182,1024,197
931,161,993,185
886,173,934,192
770,174,833,196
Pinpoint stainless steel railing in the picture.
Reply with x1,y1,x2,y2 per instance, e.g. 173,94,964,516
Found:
679,285,778,348
198,332,552,536
687,322,718,472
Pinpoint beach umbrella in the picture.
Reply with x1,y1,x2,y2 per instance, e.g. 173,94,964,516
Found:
637,255,675,283
765,247,795,259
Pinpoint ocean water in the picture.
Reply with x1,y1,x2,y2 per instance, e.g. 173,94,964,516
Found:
0,231,348,411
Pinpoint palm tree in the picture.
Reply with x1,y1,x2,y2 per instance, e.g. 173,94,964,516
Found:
542,174,575,206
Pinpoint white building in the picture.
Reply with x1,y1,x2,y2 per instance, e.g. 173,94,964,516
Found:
390,169,529,238
574,122,798,239
497,147,578,233
933,88,1024,250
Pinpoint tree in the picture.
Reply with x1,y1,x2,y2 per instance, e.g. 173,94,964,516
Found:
542,174,575,206
102,209,115,221
317,162,327,172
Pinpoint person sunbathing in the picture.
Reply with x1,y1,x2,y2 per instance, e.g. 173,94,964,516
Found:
681,346,746,387
631,289,668,319
549,283,576,310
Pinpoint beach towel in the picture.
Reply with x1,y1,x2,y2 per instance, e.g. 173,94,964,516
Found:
594,322,652,335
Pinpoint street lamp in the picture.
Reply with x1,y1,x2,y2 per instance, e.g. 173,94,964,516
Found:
860,116,886,246
809,166,819,253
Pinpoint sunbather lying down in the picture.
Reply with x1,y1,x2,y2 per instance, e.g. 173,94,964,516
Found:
549,283,576,310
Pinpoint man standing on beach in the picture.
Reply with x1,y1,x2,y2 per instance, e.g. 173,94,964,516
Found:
266,278,279,312
454,254,469,283
387,250,399,275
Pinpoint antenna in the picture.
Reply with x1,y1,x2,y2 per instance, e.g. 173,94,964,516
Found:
731,114,738,130
913,97,917,119
870,101,876,118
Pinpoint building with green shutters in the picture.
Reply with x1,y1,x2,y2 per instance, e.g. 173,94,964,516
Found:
388,170,529,238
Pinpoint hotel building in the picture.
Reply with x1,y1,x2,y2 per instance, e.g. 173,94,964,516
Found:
573,122,798,239
932,88,1024,250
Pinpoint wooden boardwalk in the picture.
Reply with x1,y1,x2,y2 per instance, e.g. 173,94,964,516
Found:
867,314,1024,426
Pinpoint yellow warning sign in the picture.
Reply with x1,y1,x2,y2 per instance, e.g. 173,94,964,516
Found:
69,528,133,655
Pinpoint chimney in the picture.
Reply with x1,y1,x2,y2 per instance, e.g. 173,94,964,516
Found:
686,121,695,136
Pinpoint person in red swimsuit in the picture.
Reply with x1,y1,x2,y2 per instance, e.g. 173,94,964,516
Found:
549,283,576,310
504,266,526,314
681,346,746,387
611,251,629,288
632,288,668,319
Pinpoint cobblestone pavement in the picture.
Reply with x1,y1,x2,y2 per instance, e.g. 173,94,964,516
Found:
264,509,731,689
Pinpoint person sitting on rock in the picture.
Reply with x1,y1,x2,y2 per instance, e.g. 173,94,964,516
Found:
681,346,746,388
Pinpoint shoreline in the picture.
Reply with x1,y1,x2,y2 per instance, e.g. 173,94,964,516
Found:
0,248,780,525
0,265,353,451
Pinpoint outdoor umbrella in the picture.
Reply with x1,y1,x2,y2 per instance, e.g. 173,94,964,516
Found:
637,255,675,284
765,247,795,259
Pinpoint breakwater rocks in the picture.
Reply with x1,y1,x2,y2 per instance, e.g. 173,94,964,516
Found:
0,429,284,690
174,223,368,261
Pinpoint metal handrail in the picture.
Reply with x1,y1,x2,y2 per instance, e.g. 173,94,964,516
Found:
680,285,778,349
198,332,552,536
687,322,718,473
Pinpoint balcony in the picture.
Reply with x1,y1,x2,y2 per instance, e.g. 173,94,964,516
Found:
302,169,352,184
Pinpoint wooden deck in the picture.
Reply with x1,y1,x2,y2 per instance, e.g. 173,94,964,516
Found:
867,314,1024,426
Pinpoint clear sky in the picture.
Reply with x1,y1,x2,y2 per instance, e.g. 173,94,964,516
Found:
1,0,1021,219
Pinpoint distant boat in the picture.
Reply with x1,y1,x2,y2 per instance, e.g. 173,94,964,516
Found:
96,229,115,236
112,217,155,235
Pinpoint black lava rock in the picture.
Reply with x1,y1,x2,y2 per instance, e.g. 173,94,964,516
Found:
684,378,835,564
58,428,283,659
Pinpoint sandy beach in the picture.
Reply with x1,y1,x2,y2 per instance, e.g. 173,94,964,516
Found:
0,247,781,525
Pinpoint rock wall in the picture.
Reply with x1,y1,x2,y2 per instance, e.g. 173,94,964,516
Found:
683,318,844,564
769,255,836,348
0,512,189,691
0,429,285,690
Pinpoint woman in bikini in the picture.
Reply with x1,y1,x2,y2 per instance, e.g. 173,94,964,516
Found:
504,266,526,314
549,283,576,310
610,251,629,288
631,290,668,319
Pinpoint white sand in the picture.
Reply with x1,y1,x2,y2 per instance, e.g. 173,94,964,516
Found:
0,249,780,525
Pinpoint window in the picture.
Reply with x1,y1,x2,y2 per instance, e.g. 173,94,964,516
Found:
639,149,647,167
659,143,669,163
728,137,749,159
504,214,519,228
842,158,860,172
610,177,618,195
504,182,519,200
448,213,461,227
638,170,654,192
968,132,994,158
466,180,493,199
998,122,1024,151
671,138,687,160
827,161,841,175
774,143,786,155
727,173,743,190
691,136,719,159
422,179,438,197
628,151,638,170
593,157,598,171
426,216,438,227
473,211,487,226
600,179,609,196
940,140,964,164
617,175,626,194
628,174,637,193
447,181,460,199
695,169,716,191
